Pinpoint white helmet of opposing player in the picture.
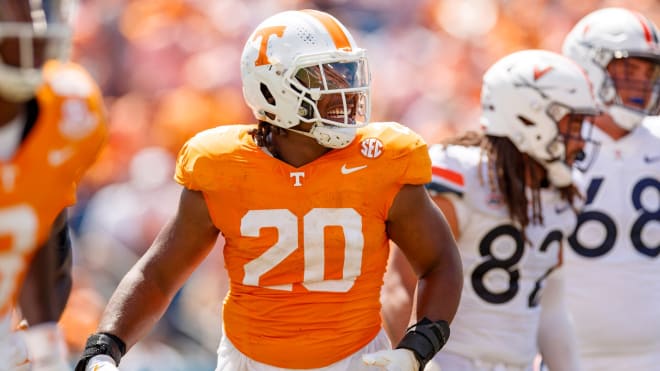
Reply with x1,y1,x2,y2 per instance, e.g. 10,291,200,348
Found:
480,49,599,187
240,10,371,149
562,7,660,130
0,0,75,102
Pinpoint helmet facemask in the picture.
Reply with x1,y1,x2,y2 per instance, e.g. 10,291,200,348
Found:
283,52,371,148
542,103,597,186
0,0,74,102
602,55,660,123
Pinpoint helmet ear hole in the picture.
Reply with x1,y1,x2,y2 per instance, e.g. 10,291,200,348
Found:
298,101,314,119
288,84,314,119
260,83,276,105
259,83,277,120
517,115,535,127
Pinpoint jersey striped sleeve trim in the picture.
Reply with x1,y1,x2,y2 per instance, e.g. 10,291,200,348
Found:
428,165,465,197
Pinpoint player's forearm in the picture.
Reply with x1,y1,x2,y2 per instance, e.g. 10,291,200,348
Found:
96,263,175,350
538,268,582,371
381,275,414,344
538,309,581,371
19,211,72,323
96,222,209,350
394,255,461,371
415,255,462,323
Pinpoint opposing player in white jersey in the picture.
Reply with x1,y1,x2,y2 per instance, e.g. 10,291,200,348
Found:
561,8,660,371
381,49,599,371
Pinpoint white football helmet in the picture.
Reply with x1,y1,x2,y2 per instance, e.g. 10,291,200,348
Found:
240,9,371,149
480,49,599,187
562,7,660,130
0,0,75,102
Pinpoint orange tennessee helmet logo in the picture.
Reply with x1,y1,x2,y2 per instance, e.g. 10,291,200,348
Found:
533,65,553,81
252,26,286,67
252,11,353,67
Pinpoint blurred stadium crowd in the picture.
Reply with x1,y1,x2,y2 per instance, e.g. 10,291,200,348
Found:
62,0,660,370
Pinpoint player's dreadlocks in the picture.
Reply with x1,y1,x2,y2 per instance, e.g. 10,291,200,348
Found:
440,131,580,237
249,121,286,159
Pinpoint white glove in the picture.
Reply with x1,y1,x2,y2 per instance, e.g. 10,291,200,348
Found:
0,331,30,371
362,348,420,371
20,322,69,371
85,355,119,371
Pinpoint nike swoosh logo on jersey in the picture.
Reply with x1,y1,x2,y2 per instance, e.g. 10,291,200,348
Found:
341,164,368,175
48,147,74,166
644,154,660,163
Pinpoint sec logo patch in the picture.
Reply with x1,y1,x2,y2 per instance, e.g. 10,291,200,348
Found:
360,138,383,159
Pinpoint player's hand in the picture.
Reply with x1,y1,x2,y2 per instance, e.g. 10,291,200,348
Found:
81,355,119,371
19,322,69,371
0,330,30,371
362,348,420,371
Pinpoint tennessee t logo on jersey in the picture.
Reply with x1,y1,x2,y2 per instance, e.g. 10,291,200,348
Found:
290,171,305,187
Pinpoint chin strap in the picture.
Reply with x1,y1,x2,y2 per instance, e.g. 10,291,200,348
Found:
396,317,450,371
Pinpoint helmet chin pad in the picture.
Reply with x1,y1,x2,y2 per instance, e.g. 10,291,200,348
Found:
307,124,356,149
607,105,645,131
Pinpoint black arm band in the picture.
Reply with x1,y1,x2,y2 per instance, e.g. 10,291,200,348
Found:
75,332,127,370
396,317,450,371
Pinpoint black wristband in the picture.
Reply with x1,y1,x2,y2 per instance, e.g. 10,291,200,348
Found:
75,332,127,371
396,317,450,371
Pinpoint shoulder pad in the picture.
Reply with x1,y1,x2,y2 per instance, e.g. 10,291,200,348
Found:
358,122,426,159
42,61,99,99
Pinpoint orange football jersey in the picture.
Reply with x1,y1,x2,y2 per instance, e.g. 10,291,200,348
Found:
175,121,430,368
0,61,107,317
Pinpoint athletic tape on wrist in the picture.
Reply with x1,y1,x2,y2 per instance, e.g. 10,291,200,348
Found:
81,332,126,366
396,317,450,371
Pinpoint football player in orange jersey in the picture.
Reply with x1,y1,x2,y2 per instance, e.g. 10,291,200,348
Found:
76,9,462,371
0,0,107,370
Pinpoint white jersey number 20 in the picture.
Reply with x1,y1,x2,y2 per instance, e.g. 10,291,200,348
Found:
241,208,364,293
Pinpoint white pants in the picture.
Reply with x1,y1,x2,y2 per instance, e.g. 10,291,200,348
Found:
430,351,533,371
580,352,660,371
215,329,392,371
0,313,30,371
